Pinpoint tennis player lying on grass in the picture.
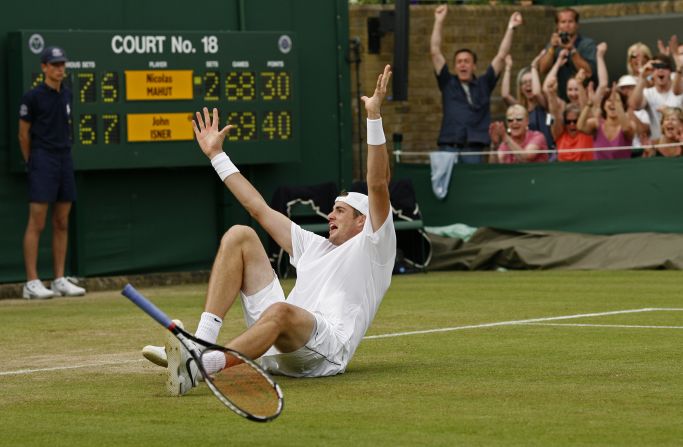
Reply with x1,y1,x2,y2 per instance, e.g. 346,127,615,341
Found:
142,65,397,396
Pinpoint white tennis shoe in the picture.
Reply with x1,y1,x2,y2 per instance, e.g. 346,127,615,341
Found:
22,280,55,300
51,277,86,297
165,322,200,396
142,345,168,367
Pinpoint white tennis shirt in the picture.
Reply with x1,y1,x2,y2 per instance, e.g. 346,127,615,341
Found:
287,208,396,365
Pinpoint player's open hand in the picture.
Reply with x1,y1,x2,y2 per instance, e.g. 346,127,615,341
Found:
193,107,234,159
361,64,392,120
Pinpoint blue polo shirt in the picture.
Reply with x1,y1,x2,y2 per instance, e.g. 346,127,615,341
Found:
19,83,73,151
436,64,499,146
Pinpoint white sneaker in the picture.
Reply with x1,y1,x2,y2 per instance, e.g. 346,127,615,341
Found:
142,345,168,368
142,319,184,368
51,277,86,297
165,321,200,396
22,280,55,300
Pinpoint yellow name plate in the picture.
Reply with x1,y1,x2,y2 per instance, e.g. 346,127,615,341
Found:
127,113,194,142
125,70,193,100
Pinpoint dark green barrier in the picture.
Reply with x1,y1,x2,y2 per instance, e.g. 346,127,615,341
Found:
395,158,683,235
0,0,351,284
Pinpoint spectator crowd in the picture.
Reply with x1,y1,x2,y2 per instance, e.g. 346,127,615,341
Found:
431,5,683,164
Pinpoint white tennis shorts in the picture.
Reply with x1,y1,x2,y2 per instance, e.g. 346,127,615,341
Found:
240,274,348,378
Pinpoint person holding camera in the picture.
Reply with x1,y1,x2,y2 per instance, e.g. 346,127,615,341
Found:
629,54,683,141
539,8,596,103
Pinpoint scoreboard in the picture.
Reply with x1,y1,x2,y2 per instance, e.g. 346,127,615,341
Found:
8,30,300,170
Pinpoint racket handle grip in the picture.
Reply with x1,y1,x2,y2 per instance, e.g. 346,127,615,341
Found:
121,284,174,330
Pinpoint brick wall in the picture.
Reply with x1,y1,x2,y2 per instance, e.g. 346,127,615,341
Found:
348,1,683,177
576,0,683,18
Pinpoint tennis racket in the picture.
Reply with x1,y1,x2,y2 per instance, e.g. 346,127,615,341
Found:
121,284,284,422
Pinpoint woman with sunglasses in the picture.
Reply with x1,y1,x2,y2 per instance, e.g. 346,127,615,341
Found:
644,107,683,157
549,104,594,162
488,104,548,164
544,64,594,162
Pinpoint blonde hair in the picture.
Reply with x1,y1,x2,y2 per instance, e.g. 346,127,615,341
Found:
626,42,652,75
506,104,528,120
515,67,533,110
660,107,683,127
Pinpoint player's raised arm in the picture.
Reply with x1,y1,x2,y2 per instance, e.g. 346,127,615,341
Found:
193,107,293,254
360,65,392,232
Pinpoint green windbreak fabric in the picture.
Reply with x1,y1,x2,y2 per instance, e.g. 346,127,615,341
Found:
428,228,683,271
395,157,683,235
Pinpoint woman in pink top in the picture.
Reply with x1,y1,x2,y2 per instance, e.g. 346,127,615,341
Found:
578,83,635,160
489,104,549,164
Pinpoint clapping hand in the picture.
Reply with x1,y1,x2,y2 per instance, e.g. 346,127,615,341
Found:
489,121,506,146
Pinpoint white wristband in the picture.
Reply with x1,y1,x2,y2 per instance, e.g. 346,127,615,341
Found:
367,118,386,146
210,152,239,181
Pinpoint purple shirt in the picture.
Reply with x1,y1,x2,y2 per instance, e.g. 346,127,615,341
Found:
594,119,632,160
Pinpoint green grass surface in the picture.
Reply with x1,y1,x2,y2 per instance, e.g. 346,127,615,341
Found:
2,271,682,446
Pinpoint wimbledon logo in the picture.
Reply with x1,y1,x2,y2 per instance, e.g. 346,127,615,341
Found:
28,34,45,55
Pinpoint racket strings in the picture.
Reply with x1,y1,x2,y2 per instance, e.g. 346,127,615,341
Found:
206,350,281,417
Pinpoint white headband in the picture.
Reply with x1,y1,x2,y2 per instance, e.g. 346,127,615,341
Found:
335,192,369,216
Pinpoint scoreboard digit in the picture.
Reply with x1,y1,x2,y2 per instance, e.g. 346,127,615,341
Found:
9,30,299,170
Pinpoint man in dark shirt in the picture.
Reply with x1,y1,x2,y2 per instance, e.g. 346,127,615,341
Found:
538,8,597,102
18,46,86,299
430,5,523,163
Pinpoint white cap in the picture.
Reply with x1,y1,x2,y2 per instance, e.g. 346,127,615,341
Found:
617,75,637,88
334,192,369,215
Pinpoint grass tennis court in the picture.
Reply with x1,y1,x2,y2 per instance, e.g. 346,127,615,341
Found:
2,271,682,446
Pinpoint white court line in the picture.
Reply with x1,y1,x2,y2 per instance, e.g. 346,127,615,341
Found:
522,323,683,330
3,307,683,376
0,359,142,377
363,307,683,340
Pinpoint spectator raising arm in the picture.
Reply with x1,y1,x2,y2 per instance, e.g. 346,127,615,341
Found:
543,49,569,111
530,49,548,110
491,12,524,76
501,55,517,106
596,43,608,86
574,69,589,108
577,82,601,135
569,43,594,80
545,77,566,141
628,60,653,111
610,82,636,140
668,35,683,95
539,32,561,76
430,5,447,74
